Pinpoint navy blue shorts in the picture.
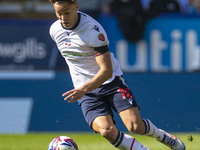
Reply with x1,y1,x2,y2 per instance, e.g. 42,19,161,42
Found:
78,76,138,128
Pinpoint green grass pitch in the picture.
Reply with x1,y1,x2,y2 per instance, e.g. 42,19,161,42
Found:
0,132,199,150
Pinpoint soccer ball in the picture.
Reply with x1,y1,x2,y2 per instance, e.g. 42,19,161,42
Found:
48,136,78,150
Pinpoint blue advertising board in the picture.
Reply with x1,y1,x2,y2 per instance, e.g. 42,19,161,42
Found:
0,19,67,70
0,71,200,133
1,15,200,72
99,15,200,72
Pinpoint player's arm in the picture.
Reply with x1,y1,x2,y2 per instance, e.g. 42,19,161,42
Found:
62,46,113,103
82,50,113,92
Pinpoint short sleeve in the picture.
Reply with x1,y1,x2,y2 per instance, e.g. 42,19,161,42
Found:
87,23,109,48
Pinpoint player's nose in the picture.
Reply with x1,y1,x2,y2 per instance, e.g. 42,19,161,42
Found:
61,14,68,21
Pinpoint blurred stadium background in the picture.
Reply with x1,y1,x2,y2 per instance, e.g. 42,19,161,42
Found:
0,0,200,136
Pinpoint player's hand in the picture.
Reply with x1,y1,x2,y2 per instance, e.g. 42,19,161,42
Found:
62,88,86,103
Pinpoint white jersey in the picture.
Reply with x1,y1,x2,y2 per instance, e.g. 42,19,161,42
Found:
50,12,123,88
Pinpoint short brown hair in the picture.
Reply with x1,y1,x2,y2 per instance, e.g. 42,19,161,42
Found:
49,0,76,4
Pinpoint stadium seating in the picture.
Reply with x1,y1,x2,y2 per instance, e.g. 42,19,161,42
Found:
0,0,55,18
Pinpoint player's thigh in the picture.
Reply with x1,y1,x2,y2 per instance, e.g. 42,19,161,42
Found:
119,107,145,134
119,107,142,123
80,95,114,128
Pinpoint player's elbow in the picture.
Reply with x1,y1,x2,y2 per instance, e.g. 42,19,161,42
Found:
100,64,113,81
105,68,113,80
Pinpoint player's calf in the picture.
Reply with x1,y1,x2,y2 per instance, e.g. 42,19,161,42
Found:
112,131,150,150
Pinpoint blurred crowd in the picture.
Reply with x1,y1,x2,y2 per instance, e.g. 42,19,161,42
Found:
78,0,200,17
0,0,200,41
77,0,200,41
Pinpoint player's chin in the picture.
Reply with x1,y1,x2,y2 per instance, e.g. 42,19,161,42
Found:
62,23,71,28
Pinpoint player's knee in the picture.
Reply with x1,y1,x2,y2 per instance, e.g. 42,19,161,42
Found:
127,122,145,135
98,125,115,141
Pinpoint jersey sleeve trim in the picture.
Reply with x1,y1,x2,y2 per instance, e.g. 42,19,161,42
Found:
94,45,109,56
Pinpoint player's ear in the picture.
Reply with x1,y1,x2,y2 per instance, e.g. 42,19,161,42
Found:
75,2,79,11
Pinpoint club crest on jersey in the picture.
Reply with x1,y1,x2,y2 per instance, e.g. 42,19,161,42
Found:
65,38,71,46
98,33,105,41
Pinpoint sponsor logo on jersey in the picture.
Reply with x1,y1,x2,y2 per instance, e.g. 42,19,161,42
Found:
98,33,105,41
62,51,94,58
65,38,71,46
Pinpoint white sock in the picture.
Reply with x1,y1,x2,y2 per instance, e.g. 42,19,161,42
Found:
112,131,149,150
143,119,164,139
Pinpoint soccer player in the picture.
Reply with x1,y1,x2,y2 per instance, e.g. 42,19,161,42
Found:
48,0,186,149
